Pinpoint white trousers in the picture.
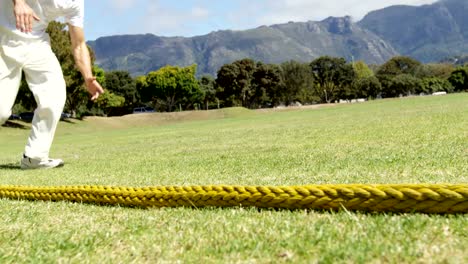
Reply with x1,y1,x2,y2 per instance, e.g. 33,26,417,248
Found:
0,29,66,160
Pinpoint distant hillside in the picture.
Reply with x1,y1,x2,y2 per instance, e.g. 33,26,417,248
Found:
88,16,397,77
359,0,468,62
88,0,468,77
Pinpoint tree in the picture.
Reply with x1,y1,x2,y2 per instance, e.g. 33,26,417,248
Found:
93,66,106,85
198,75,217,110
104,71,138,113
350,61,380,99
414,63,455,79
216,59,257,107
376,56,422,98
314,81,339,103
310,56,356,103
95,92,125,116
353,61,374,79
280,61,314,105
352,76,382,99
136,75,148,103
142,65,201,112
420,77,453,94
251,63,283,108
377,56,421,76
383,74,422,97
448,67,468,92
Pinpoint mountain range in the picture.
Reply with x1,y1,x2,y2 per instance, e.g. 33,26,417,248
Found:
88,0,468,77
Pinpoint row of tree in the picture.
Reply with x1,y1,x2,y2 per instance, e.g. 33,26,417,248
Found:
95,56,468,115
13,22,468,117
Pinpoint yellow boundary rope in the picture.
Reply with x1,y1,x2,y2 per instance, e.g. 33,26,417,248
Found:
1,184,467,213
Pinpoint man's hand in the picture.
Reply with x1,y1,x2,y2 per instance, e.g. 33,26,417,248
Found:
85,77,105,101
13,0,40,33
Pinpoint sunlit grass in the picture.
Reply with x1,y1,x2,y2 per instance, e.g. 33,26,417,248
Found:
0,94,467,263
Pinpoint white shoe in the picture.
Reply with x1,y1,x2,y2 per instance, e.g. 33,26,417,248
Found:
20,155,64,170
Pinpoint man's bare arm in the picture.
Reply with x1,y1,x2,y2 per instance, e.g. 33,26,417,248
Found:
69,25,104,101
12,0,40,32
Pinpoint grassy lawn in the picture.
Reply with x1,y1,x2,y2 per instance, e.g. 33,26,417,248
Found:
0,94,467,263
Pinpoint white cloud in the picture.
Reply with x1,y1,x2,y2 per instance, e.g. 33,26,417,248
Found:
251,0,439,26
138,2,212,36
191,7,210,18
123,0,440,37
111,0,138,10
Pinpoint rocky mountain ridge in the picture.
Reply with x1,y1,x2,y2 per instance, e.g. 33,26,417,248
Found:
88,0,467,76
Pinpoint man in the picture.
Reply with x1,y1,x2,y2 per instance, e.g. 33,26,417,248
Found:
0,0,104,169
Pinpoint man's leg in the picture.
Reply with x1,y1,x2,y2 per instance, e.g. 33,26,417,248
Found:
0,46,22,125
22,41,66,161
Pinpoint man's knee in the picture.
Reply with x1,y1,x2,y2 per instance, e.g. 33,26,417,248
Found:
52,78,66,108
34,101,65,125
37,97,65,118
35,76,66,110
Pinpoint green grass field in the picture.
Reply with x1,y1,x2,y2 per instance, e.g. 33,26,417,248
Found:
0,95,467,263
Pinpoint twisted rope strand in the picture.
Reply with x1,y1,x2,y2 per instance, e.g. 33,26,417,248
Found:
0,184,466,213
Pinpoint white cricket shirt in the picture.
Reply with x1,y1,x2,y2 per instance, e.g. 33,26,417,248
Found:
0,0,84,39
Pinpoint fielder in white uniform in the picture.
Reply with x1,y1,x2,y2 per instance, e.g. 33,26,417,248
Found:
0,0,104,169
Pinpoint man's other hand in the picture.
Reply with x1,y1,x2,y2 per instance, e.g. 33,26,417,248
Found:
13,0,40,33
85,77,105,101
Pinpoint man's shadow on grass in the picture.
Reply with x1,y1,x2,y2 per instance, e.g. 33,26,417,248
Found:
1,121,28,130
1,119,77,129
0,163,20,170
60,118,78,124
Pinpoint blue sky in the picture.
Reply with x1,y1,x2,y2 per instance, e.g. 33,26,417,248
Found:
85,0,438,41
